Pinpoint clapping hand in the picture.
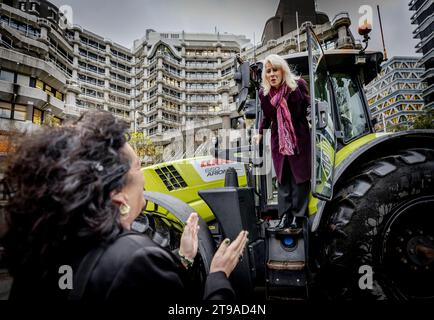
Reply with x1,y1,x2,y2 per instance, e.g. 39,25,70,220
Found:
210,230,249,278
179,212,200,262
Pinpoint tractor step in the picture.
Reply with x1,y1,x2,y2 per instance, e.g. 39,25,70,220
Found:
265,219,308,300
267,260,305,271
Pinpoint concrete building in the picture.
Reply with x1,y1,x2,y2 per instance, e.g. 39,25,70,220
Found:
241,11,361,63
132,30,249,147
261,0,330,44
366,56,426,131
0,0,249,163
409,0,434,109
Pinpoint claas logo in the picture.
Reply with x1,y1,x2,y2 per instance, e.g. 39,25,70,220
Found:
200,159,234,167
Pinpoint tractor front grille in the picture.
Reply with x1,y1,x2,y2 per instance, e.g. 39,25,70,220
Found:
155,165,187,191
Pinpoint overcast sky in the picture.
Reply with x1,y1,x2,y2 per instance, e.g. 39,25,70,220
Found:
50,0,419,58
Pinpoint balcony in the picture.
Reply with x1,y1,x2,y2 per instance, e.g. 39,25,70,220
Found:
109,101,131,111
185,109,217,116
0,81,66,115
183,117,223,131
159,117,181,126
78,65,105,77
110,77,132,87
79,52,106,67
186,86,217,93
80,93,105,105
186,75,218,81
110,65,132,76
64,105,89,117
80,39,106,54
185,62,218,70
157,53,183,67
162,68,183,79
162,91,183,103
0,21,47,55
78,79,105,90
0,118,41,134
187,98,219,104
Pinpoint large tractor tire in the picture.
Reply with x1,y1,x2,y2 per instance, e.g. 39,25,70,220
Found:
136,192,215,298
319,148,434,300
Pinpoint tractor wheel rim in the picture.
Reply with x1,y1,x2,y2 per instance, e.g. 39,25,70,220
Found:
380,196,434,300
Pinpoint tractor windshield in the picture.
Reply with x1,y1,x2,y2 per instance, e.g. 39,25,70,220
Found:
330,73,370,143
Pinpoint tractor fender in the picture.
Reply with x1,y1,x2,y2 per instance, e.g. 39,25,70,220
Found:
311,129,434,232
144,191,215,274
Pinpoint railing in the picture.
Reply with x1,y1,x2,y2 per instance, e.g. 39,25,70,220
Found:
186,75,218,80
65,105,88,116
163,68,182,78
0,21,40,40
163,91,182,101
78,78,105,88
79,52,105,64
110,77,131,86
79,65,105,75
81,92,104,100
186,86,217,92
187,97,219,103
186,62,217,68
49,45,74,64
159,53,182,66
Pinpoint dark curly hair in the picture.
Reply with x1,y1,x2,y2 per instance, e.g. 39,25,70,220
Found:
4,111,131,278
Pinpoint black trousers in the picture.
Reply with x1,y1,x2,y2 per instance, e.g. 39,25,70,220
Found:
277,159,310,218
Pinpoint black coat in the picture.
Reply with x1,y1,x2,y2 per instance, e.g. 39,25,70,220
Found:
9,231,234,301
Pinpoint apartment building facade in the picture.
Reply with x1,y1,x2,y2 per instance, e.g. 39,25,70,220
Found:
366,56,426,131
409,0,434,109
0,0,249,163
132,30,249,146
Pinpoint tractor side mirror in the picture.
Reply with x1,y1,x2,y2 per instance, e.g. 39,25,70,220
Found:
244,99,257,119
234,61,250,112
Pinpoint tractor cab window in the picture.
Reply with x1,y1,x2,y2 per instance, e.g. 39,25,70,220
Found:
331,73,369,143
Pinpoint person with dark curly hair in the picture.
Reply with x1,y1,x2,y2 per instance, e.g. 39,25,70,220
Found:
3,111,248,301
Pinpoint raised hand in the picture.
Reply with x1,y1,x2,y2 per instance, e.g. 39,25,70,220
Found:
179,212,200,261
210,230,249,278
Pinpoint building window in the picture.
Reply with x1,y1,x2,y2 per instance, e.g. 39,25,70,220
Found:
13,104,27,121
50,116,62,126
17,74,29,86
0,70,15,83
29,77,36,88
0,101,12,119
55,91,64,101
36,79,44,90
44,84,54,97
33,108,43,125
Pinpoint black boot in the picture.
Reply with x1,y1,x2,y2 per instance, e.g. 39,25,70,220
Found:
268,213,289,231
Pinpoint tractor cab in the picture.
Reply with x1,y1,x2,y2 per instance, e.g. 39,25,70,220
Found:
218,26,385,223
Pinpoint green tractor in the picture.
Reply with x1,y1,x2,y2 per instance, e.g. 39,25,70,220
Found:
139,25,434,300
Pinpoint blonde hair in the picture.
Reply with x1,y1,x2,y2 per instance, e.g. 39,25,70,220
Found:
261,54,299,96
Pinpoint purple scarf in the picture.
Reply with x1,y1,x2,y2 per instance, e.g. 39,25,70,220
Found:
269,84,298,156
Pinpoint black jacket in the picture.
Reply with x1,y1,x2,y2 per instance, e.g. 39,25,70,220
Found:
9,231,235,301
